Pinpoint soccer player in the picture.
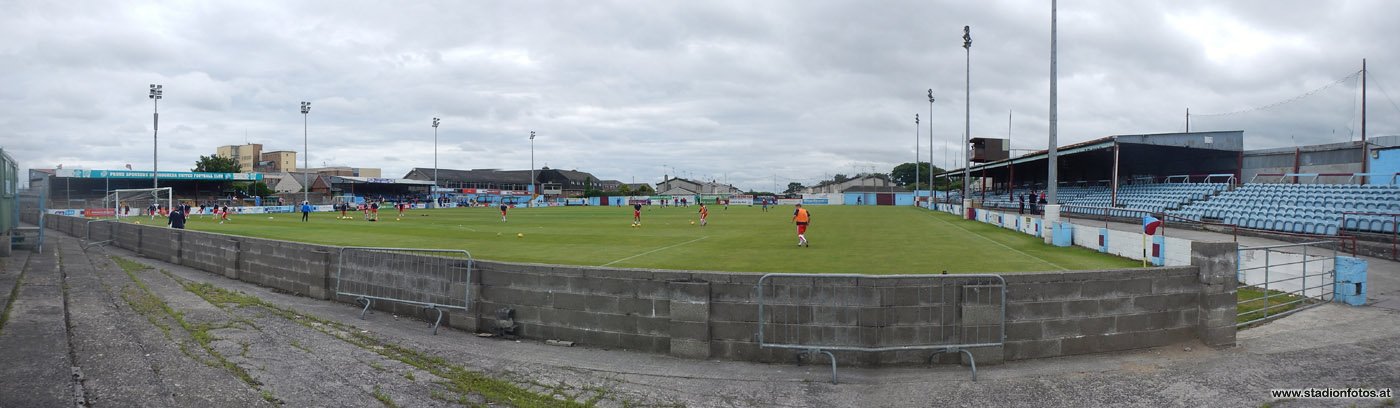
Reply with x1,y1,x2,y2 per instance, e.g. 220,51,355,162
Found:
370,201,380,221
219,205,231,224
397,202,407,218
168,206,186,229
792,203,811,247
632,202,643,226
301,201,312,222
698,203,708,226
761,198,768,212
500,203,509,222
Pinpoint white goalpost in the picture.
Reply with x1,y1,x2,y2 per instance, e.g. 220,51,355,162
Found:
105,187,173,219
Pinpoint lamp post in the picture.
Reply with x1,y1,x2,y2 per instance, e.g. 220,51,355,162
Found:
149,84,162,188
432,117,440,206
928,89,935,205
962,26,972,211
300,101,311,204
1047,0,1059,206
529,131,536,208
914,113,920,204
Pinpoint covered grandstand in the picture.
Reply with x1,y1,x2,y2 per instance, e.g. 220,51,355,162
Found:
938,131,1400,245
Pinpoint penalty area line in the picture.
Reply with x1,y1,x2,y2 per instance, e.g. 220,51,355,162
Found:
601,236,708,267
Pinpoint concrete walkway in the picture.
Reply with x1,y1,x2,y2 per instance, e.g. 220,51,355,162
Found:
1,224,1397,407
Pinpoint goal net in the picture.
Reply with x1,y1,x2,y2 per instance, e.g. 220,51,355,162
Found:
105,187,173,219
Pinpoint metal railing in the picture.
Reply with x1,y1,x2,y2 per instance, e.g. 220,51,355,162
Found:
336,247,474,334
756,273,1005,383
1236,241,1337,328
81,219,114,249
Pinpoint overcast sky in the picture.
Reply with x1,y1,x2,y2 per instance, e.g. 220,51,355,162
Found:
4,1,1398,191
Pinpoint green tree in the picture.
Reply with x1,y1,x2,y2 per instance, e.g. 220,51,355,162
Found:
890,162,942,189
832,174,850,183
193,155,242,173
618,184,633,196
634,184,655,195
244,182,274,197
784,182,804,195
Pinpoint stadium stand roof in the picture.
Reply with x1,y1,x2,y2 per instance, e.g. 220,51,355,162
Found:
936,131,1244,187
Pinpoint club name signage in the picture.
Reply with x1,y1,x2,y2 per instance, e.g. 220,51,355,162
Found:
459,188,528,195
54,169,263,181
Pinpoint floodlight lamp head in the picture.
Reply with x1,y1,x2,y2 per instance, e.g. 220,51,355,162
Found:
432,117,440,127
963,26,972,49
530,131,535,140
300,101,310,114
148,84,162,99
915,113,919,124
928,89,935,102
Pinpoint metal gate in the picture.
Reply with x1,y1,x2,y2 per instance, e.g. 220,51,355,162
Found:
756,273,1005,383
15,187,45,253
336,247,474,334
1236,242,1337,327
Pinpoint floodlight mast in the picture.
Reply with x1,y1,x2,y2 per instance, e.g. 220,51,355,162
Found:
962,26,972,213
433,117,441,206
149,84,162,188
529,131,536,208
928,89,935,207
301,101,311,204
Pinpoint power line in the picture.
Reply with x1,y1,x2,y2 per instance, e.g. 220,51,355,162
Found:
1367,71,1400,125
1193,70,1362,117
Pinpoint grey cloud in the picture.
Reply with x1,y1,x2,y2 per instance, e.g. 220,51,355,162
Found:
3,0,1399,191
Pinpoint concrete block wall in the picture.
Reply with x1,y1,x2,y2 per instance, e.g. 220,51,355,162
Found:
470,261,679,354
44,214,1238,367
236,239,335,299
1000,267,1202,360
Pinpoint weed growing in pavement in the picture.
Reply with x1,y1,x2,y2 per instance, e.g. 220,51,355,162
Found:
289,339,311,353
111,256,261,389
372,385,398,408
177,277,598,407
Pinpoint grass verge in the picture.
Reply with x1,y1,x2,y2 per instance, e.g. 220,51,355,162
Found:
1237,286,1307,324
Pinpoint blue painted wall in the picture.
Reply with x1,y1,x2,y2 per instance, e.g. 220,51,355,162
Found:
1368,147,1400,185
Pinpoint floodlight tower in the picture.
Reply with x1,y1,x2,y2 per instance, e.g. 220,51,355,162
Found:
433,117,441,206
301,101,311,204
529,131,536,207
149,84,162,188
961,26,972,215
914,113,920,203
928,89,935,205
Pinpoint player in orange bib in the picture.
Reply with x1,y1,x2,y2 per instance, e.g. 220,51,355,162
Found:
792,203,811,247
697,203,708,226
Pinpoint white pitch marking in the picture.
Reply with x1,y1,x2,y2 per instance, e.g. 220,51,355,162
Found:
601,236,709,267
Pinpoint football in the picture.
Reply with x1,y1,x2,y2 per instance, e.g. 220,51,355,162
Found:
517,233,524,238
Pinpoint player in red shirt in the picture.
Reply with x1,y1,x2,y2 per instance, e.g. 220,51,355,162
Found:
632,203,643,226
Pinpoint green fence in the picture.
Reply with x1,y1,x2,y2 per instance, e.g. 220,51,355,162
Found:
0,147,16,236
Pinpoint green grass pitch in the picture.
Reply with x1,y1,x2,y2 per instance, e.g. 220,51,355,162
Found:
161,205,1140,274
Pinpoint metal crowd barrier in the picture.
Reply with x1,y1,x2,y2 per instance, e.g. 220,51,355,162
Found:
336,247,474,334
1236,241,1337,327
756,273,1006,383
81,219,114,249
